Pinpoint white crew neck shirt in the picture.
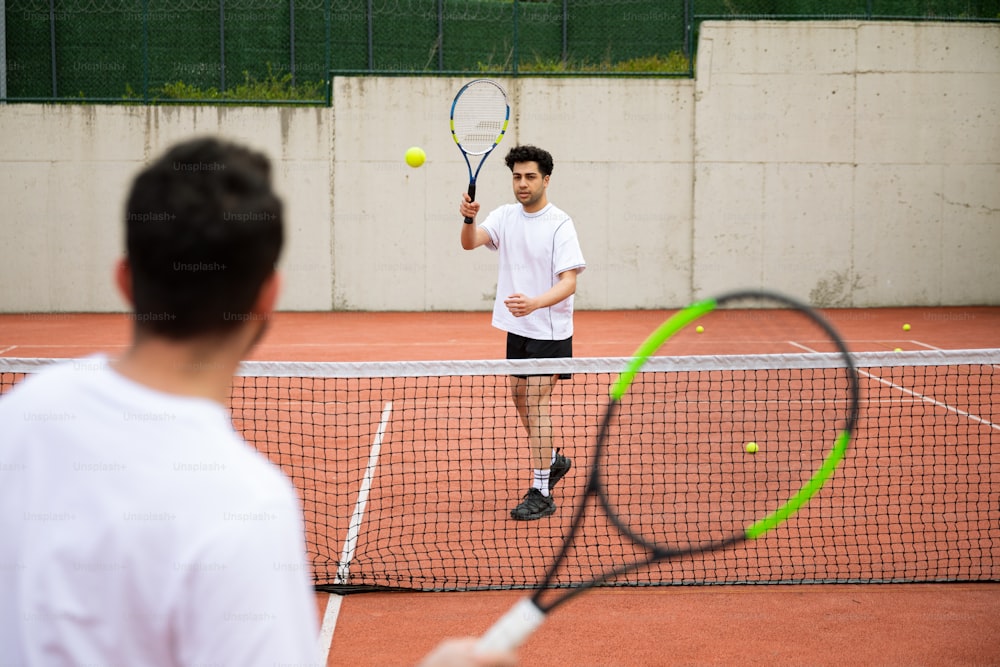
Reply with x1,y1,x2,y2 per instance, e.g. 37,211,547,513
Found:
480,202,586,340
0,354,319,666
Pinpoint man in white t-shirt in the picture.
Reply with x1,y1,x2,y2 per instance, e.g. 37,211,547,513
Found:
0,138,516,667
0,138,320,667
459,145,586,521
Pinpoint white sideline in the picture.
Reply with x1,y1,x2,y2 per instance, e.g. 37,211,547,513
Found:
321,401,393,662
859,368,1000,432
335,401,393,584
318,593,343,663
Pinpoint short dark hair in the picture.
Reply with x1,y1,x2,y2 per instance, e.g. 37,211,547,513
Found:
124,137,284,340
504,145,554,177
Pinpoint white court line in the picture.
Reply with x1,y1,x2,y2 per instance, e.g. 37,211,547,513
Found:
3,343,127,348
790,340,998,431
788,341,814,353
0,346,18,355
859,368,1000,432
317,594,343,663
334,401,393,585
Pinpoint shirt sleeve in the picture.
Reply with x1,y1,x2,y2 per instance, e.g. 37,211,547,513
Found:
479,208,502,251
553,218,586,277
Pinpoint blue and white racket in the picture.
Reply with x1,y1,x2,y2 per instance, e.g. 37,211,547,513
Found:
450,79,510,223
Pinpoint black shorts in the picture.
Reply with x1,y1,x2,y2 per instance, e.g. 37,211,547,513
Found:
506,332,573,379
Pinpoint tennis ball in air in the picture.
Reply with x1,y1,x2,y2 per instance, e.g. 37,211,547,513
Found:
696,325,705,334
405,146,426,168
745,442,758,454
902,323,911,331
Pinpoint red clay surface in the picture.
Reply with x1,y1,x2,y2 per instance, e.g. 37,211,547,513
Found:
2,307,998,666
322,584,999,667
1,306,998,360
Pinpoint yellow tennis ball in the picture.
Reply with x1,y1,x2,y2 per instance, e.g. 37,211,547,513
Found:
405,146,426,168
902,323,911,331
894,347,903,352
745,442,758,454
696,325,704,334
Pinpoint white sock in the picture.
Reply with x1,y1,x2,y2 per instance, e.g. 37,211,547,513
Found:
532,469,551,497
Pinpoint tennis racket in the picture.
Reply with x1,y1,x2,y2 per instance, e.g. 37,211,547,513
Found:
450,79,510,224
476,289,861,653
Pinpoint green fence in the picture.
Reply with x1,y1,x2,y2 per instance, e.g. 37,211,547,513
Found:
2,0,997,104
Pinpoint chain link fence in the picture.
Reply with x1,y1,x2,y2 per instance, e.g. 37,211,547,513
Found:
332,0,691,75
3,0,330,102
697,0,999,19
2,0,997,104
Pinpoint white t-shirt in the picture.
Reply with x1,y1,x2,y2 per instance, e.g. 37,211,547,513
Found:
480,202,586,340
0,355,319,667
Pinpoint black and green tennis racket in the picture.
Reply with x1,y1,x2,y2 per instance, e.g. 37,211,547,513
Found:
477,289,860,652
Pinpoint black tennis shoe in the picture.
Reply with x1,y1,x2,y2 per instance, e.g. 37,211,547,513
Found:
510,488,556,521
549,449,571,490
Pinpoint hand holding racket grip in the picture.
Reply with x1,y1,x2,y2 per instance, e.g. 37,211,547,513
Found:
464,183,477,224
475,598,546,654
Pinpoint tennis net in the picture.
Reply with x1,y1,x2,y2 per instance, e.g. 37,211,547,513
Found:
1,349,998,591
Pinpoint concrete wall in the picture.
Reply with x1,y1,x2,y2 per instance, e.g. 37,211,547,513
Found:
693,21,1000,307
0,21,997,312
329,75,695,311
0,105,332,311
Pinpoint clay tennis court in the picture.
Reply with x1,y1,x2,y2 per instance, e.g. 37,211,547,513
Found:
1,307,998,666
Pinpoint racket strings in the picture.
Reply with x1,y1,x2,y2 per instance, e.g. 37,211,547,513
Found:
600,355,854,555
452,84,508,153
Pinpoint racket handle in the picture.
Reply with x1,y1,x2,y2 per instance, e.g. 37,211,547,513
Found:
464,183,476,224
475,597,546,654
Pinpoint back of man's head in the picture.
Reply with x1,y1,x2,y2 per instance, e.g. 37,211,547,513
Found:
124,138,284,340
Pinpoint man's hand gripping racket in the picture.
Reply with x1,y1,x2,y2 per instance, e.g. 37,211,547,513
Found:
476,289,861,653
450,79,510,223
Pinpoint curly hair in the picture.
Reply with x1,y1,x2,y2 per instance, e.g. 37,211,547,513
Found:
504,145,554,177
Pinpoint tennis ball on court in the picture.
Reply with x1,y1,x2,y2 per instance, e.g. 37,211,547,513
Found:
696,325,704,334
894,347,903,352
902,323,911,331
405,146,426,168
745,442,758,454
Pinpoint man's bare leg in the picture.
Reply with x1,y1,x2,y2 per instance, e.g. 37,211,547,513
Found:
510,374,556,471
510,374,572,520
